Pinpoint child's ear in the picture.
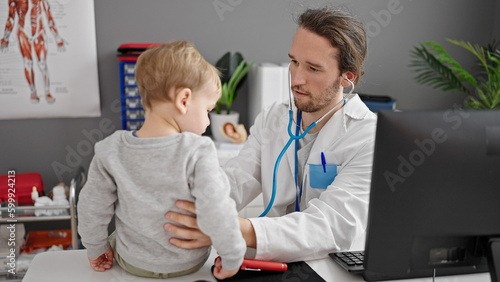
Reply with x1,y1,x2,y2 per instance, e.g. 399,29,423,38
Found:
174,87,192,114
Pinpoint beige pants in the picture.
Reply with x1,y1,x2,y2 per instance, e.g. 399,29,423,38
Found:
108,232,208,278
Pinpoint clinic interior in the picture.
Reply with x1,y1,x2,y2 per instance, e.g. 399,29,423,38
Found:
2,0,499,188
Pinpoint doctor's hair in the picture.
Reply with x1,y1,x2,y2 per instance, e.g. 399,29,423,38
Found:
135,40,221,110
297,7,367,86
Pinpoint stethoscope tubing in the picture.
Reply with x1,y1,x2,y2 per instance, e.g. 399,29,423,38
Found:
259,111,317,217
258,66,354,217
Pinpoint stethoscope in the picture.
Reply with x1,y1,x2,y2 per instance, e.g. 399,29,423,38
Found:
259,66,355,217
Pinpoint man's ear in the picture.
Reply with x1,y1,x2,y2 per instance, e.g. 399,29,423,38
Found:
341,72,357,87
174,87,192,114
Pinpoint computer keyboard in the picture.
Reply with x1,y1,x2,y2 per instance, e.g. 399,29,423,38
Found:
329,251,365,273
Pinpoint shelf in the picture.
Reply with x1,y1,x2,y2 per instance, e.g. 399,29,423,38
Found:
0,168,85,252
0,215,71,223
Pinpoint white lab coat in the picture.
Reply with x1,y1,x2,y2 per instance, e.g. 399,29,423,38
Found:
223,94,377,262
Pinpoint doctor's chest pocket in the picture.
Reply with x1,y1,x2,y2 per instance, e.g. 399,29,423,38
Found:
308,163,339,189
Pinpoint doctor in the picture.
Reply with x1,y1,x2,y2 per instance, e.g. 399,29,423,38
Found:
165,7,377,262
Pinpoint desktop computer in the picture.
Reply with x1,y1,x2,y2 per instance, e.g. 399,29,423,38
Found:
331,109,500,281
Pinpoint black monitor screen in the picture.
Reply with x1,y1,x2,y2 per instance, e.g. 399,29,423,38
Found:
364,109,500,281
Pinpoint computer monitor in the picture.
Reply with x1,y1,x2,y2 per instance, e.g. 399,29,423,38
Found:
363,109,500,281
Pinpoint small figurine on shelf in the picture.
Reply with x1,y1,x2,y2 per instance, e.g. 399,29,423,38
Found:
31,186,39,204
52,185,69,215
34,184,69,216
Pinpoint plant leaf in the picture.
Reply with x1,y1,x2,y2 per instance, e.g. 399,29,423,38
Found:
230,52,244,76
409,43,471,95
217,83,229,105
227,60,246,92
446,39,485,84
447,39,486,66
215,52,255,113
215,52,231,84
227,60,255,101
428,41,478,88
411,39,500,109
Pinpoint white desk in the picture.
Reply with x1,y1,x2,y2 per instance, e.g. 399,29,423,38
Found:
23,249,490,282
23,249,219,282
309,256,491,282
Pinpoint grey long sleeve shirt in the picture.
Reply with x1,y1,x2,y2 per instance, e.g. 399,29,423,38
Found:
78,131,246,273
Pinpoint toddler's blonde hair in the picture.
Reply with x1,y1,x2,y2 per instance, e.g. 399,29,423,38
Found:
135,40,221,109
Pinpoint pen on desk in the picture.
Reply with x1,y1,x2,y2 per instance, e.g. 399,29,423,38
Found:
321,152,326,173
241,258,288,272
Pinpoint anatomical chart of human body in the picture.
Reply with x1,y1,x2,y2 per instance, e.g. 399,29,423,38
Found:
0,0,100,119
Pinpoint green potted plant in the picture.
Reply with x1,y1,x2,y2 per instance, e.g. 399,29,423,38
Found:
210,52,255,142
409,39,500,109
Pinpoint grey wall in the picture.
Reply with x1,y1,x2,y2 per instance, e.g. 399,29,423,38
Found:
1,0,497,189
494,0,500,39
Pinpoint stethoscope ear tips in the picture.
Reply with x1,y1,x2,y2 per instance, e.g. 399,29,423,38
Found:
343,75,355,95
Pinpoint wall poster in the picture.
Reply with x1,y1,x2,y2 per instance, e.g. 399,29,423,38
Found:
0,0,100,119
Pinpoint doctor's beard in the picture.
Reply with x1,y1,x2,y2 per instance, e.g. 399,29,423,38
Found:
293,75,343,113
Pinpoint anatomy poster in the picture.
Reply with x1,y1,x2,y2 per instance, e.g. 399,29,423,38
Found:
0,0,100,119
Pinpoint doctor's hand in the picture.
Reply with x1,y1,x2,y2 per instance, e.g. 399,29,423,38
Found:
165,200,257,249
164,200,212,249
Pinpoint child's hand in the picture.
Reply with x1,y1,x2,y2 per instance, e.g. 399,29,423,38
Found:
88,247,114,272
213,256,239,280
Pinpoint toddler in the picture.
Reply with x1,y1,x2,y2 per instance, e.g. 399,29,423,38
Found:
77,41,246,279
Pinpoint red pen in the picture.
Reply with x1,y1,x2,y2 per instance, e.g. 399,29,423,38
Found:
240,258,288,272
